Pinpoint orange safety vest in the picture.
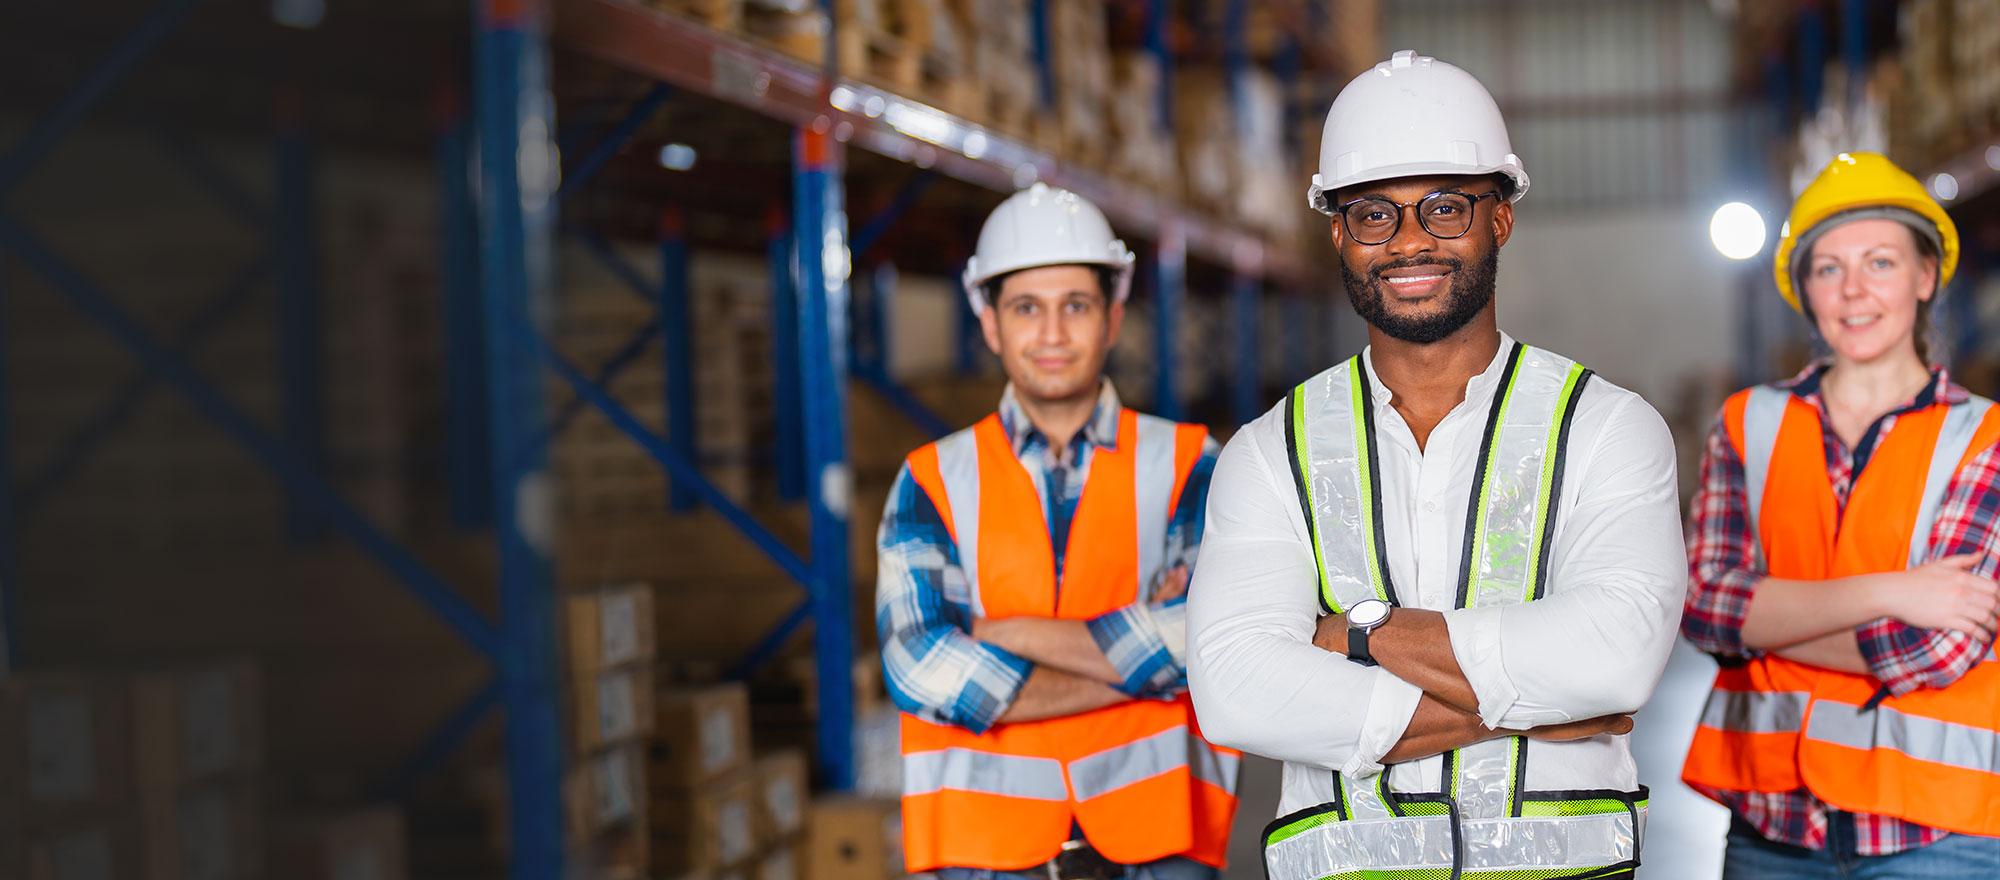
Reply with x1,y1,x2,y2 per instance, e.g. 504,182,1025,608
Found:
1683,385,2000,836
900,408,1239,872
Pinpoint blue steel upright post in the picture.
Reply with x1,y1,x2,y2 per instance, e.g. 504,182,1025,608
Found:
1229,271,1259,425
0,263,15,673
793,125,856,790
276,94,327,540
768,208,806,501
438,88,493,530
474,0,566,876
660,207,697,511
1152,227,1186,421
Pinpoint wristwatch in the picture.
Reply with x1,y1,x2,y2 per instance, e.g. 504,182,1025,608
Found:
1346,599,1393,667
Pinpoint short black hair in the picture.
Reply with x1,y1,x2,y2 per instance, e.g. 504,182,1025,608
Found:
984,265,1118,308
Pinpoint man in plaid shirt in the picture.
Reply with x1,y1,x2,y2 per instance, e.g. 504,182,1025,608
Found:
1685,363,2000,856
875,183,1235,880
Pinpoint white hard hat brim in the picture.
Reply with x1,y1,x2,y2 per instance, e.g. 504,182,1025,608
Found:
1308,161,1530,214
961,251,1136,313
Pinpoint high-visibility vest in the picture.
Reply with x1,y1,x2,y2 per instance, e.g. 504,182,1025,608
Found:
900,408,1240,872
1682,384,2000,836
1264,344,1650,880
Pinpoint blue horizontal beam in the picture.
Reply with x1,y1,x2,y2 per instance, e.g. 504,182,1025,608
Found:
525,324,815,587
0,0,202,200
18,254,271,519
371,677,500,800
727,600,811,680
0,219,502,658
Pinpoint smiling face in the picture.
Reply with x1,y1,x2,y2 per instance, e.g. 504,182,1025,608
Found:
979,264,1124,406
1799,217,1938,367
1331,174,1515,345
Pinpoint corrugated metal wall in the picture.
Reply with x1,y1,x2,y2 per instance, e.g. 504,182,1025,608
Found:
1385,0,1747,209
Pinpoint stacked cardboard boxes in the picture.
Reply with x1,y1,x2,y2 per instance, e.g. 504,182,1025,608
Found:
806,797,904,880
2,660,264,880
565,583,660,879
650,683,758,876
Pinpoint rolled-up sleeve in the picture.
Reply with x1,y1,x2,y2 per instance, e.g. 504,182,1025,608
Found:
1444,392,1687,729
1858,439,2000,695
1188,406,1422,777
1088,442,1218,696
875,465,1033,733
1681,415,1767,659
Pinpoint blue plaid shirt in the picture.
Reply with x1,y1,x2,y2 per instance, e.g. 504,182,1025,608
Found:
875,381,1218,733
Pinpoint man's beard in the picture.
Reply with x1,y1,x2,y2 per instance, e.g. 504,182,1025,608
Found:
1341,249,1499,345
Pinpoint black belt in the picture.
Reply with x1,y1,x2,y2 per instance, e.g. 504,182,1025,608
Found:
1043,839,1124,880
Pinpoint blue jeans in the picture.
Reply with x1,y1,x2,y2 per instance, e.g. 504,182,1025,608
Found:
1725,819,2000,879
932,857,1217,880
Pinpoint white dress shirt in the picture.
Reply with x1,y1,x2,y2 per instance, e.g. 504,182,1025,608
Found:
1187,334,1686,817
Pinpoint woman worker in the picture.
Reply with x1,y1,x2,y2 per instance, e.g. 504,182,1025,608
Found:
1682,151,2000,877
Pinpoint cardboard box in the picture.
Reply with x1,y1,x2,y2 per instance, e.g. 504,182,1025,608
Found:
567,584,657,673
131,661,262,789
806,798,902,880
566,744,646,838
274,807,407,880
752,750,810,840
651,768,758,873
651,684,750,790
1,674,134,825
756,840,802,880
572,665,655,753
138,780,263,880
568,823,648,880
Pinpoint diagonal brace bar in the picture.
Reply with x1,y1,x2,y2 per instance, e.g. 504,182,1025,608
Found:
850,170,936,256
0,0,204,199
578,231,660,305
18,254,272,519
728,601,812,680
371,678,501,800
855,371,951,440
559,83,672,200
0,219,502,658
152,127,272,229
526,324,815,587
537,316,660,446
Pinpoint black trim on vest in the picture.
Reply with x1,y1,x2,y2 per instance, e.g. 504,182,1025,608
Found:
1353,360,1401,606
1532,369,1594,600
1456,342,1525,610
1284,385,1334,616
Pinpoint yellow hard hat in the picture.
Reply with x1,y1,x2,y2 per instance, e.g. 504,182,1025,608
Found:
1773,151,1958,313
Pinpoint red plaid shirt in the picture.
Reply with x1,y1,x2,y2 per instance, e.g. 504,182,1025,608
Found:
1682,362,2000,855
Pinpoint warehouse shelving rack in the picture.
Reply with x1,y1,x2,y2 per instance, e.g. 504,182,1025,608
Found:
0,0,1334,878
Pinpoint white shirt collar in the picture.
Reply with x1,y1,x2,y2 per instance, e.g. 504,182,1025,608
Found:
1359,331,1518,407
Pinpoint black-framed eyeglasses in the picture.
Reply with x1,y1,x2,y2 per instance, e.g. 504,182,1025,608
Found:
1336,190,1504,246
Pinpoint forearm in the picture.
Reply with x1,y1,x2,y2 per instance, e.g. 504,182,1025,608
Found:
1381,694,1505,763
1742,574,1888,649
974,617,1123,686
1315,609,1479,714
996,666,1126,723
1772,630,1871,674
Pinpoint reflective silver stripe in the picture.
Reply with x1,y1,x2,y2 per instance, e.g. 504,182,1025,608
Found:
902,748,1069,801
1698,689,1810,734
1190,743,1241,795
1264,810,1636,880
1459,345,1584,609
1804,701,2000,774
1741,385,1789,568
1067,726,1189,801
1293,358,1396,613
934,428,984,617
1134,413,1178,599
1909,397,1995,566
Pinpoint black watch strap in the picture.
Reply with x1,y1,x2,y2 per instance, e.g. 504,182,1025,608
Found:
1348,627,1377,667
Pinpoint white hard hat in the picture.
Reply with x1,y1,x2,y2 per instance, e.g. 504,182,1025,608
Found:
962,182,1135,312
1306,50,1530,215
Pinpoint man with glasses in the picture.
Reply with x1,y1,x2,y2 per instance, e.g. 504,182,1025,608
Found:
1186,50,1685,880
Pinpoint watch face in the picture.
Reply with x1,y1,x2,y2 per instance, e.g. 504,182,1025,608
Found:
1349,599,1391,628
